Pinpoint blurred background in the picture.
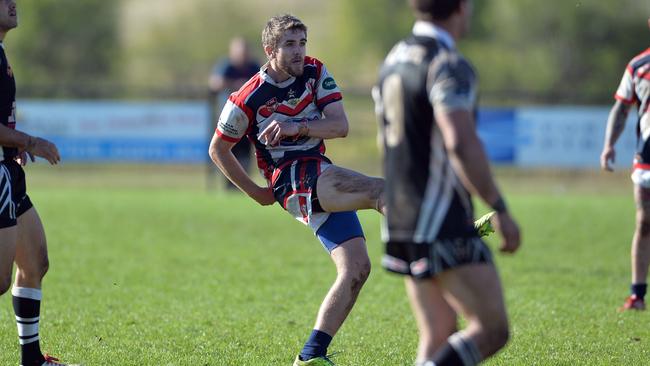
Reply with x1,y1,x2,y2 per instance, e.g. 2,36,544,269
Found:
4,0,650,189
2,2,650,363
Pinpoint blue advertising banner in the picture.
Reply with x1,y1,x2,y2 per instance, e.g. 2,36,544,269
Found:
17,100,210,163
13,100,640,168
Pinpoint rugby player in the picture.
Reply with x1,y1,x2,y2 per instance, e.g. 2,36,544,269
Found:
209,14,383,366
601,17,650,311
374,0,521,364
0,1,77,365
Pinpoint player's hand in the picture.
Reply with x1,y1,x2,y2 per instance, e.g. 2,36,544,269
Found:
249,186,275,206
259,120,300,147
28,137,61,165
15,151,35,166
492,211,520,254
600,146,615,172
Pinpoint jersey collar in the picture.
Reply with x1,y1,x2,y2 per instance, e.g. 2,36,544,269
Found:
412,20,455,50
260,62,296,88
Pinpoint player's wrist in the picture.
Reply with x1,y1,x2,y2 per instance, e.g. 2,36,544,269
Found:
298,121,309,137
24,135,37,152
490,197,508,214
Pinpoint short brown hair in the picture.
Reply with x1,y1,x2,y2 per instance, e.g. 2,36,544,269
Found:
409,0,464,20
262,14,308,51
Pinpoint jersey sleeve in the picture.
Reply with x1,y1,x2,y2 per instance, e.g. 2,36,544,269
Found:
428,55,477,112
216,94,252,143
315,64,343,111
615,65,636,105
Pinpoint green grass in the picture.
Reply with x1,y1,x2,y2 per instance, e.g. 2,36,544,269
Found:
0,165,648,365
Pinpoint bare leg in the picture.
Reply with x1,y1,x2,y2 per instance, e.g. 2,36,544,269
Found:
0,225,17,295
316,165,384,214
313,236,371,336
14,207,49,288
632,185,650,284
435,263,510,360
405,277,457,363
12,207,49,366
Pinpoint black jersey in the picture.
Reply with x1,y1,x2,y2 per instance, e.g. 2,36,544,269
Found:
375,22,478,244
0,42,17,160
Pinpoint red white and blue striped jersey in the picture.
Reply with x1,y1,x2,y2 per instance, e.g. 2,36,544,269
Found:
615,48,650,163
216,56,342,181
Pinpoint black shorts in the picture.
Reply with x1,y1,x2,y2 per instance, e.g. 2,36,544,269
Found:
382,237,492,279
0,160,33,228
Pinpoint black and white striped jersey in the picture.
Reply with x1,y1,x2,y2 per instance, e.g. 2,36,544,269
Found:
374,21,478,244
0,42,18,161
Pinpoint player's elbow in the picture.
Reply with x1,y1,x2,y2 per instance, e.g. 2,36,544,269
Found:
445,130,479,160
208,140,221,165
445,136,467,158
337,118,349,138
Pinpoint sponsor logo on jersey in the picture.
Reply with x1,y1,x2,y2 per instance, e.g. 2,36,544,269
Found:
286,89,300,106
260,97,278,115
322,77,337,90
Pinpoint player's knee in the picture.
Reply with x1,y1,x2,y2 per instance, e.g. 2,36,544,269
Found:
368,177,384,201
18,255,49,281
636,213,650,237
342,258,371,292
358,258,371,282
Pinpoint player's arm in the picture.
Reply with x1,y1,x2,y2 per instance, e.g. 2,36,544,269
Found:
0,124,60,165
209,134,274,205
208,73,226,94
258,101,348,146
601,100,632,172
435,108,520,253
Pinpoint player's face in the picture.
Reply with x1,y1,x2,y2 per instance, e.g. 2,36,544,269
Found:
0,0,17,32
274,29,306,77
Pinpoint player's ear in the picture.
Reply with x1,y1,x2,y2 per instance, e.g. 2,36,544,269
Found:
264,45,275,60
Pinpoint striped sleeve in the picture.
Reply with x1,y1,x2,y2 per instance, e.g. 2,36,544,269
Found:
216,94,252,143
428,54,477,113
614,65,636,105
315,63,343,111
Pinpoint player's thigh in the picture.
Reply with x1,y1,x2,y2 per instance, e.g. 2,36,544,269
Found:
437,263,508,328
0,225,17,287
330,236,371,277
316,165,382,212
14,207,48,271
405,277,457,335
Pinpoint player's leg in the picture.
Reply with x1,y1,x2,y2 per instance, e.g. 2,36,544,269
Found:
316,165,384,214
0,226,18,295
297,234,370,364
425,263,510,365
624,184,650,310
13,206,52,366
404,277,457,364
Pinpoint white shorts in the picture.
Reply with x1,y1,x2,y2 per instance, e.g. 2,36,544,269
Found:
631,163,650,188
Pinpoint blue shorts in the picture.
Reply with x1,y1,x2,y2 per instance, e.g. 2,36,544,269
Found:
316,211,365,253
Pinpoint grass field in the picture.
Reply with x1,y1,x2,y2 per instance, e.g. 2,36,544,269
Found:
0,164,648,365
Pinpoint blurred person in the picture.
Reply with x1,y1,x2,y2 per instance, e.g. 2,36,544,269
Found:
0,1,78,366
208,37,260,190
209,14,384,366
374,0,521,365
600,18,650,311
